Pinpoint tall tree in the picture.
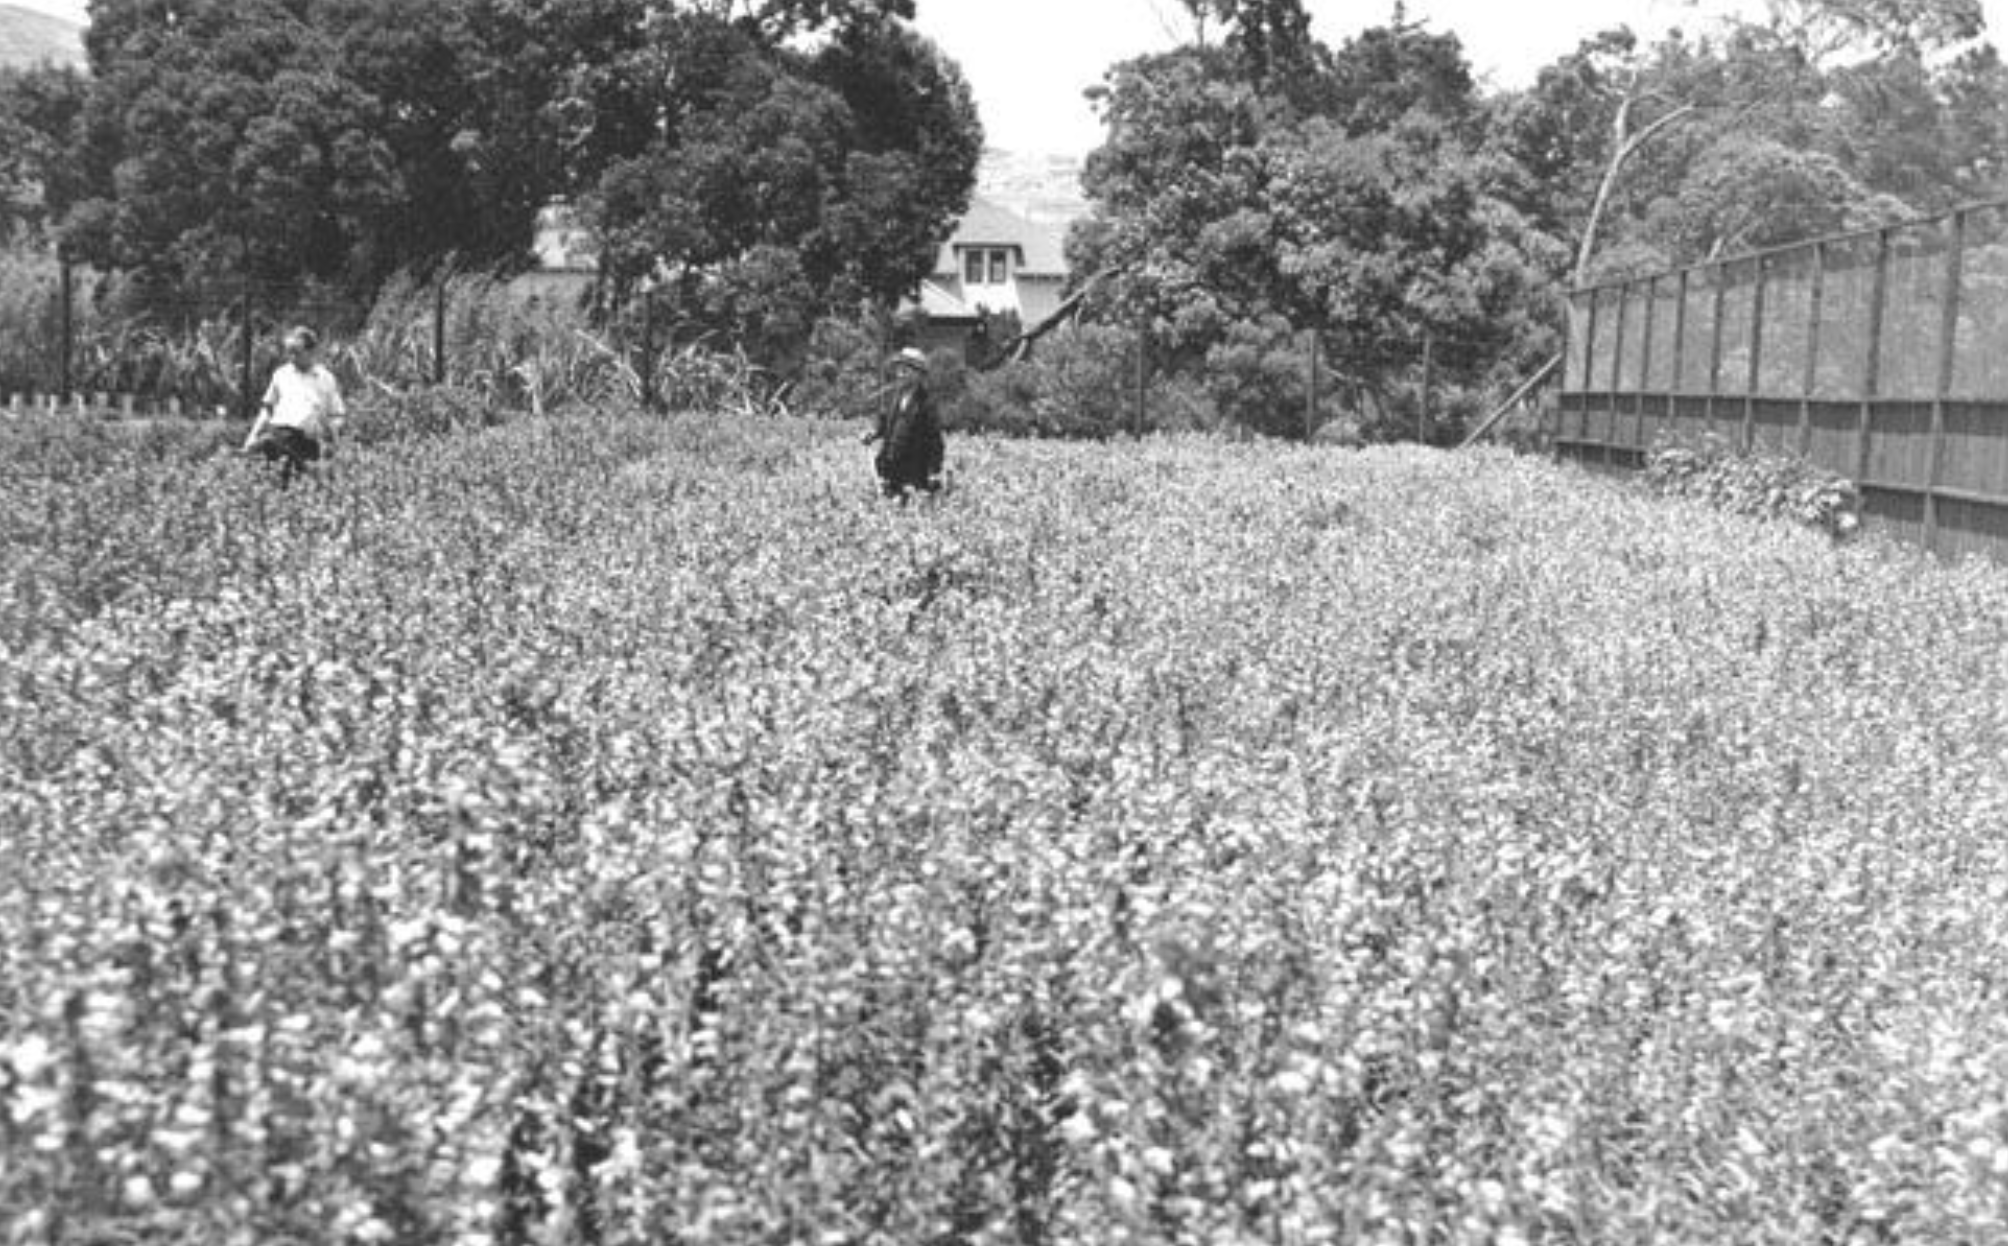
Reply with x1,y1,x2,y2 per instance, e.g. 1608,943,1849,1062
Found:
41,0,980,350
582,9,981,362
69,0,401,291
1075,20,1564,433
1498,0,2002,281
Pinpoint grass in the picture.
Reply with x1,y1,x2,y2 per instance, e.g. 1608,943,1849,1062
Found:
3,410,2006,1244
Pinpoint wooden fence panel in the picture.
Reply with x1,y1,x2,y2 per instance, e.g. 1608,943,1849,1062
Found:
1937,493,2008,561
1863,484,1927,549
1677,274,1717,395
1865,400,1935,493
1879,222,1951,401
1813,239,1876,400
1750,397,1800,454
1558,199,2008,561
1759,252,1816,397
1805,399,1860,474
1942,402,2008,497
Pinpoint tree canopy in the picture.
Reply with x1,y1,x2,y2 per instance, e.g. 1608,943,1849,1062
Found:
1067,0,2003,436
1073,7,1564,429
25,0,978,357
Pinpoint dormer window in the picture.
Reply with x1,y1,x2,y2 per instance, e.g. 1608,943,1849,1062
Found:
964,247,1011,286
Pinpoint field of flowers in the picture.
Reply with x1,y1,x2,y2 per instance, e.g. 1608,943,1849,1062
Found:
4,409,2008,1245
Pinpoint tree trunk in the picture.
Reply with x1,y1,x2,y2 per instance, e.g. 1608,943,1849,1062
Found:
1573,83,1696,288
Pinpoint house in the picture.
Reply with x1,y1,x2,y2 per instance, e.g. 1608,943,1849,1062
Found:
907,195,1073,358
508,201,597,305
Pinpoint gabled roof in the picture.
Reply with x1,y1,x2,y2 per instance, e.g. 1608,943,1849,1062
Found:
936,195,1070,278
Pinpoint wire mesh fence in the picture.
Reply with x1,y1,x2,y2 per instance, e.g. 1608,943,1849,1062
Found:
1558,198,2008,561
0,261,642,422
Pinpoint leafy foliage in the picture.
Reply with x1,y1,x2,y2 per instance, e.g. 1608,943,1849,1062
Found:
5,412,2008,1242
40,0,978,349
1072,18,1566,437
0,62,88,240
1643,429,1865,539
1496,1,2008,281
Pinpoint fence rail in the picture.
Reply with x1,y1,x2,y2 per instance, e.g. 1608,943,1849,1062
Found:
1555,198,2008,562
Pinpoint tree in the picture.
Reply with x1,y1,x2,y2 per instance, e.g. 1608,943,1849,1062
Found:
29,0,979,357
582,9,981,365
68,0,401,291
1322,12,1479,138
1498,0,2004,282
1073,22,1564,436
0,64,90,241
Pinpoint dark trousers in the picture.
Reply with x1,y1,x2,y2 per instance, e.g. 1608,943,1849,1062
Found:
253,427,322,485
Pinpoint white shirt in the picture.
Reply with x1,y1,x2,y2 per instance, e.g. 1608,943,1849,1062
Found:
262,363,346,441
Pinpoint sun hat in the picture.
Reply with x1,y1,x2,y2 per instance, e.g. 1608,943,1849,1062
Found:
891,346,928,370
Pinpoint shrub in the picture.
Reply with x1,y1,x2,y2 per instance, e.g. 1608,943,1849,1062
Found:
790,314,893,421
6,418,2008,1243
346,383,501,445
940,325,1222,440
1643,430,1863,539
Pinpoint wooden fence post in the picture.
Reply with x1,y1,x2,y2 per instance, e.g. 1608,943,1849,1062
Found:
1744,257,1767,452
1604,287,1627,462
1634,276,1657,459
1858,228,1891,490
1706,266,1727,438
1574,290,1600,460
1926,211,1968,553
1670,269,1688,439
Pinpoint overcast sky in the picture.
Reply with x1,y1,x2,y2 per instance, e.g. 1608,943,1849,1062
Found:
14,0,2008,155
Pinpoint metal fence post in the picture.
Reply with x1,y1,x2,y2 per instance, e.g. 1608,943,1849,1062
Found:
1858,228,1891,489
1134,320,1149,437
1420,331,1434,446
1305,330,1319,442
1927,211,1968,553
57,251,73,406
434,272,449,387
640,281,658,412
240,278,256,422
1801,242,1824,457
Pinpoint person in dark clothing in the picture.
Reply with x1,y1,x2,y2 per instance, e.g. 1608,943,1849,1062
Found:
865,347,944,499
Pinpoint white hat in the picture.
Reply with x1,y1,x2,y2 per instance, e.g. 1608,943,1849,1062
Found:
891,347,928,370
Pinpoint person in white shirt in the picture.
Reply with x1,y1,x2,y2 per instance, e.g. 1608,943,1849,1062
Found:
244,326,346,484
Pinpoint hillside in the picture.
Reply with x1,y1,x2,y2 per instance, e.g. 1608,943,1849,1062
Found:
0,3,83,71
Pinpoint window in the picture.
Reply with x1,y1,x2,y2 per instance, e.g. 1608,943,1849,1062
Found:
963,247,1012,286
